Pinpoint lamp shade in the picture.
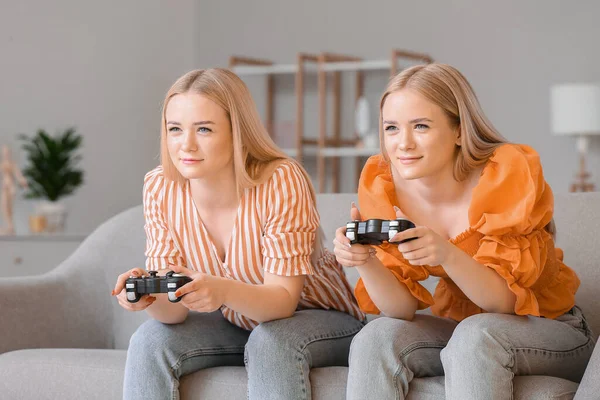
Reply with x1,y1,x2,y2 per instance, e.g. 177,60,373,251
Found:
550,83,600,135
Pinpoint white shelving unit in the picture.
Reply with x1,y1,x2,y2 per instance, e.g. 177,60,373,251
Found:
281,147,313,158
230,50,434,192
320,146,379,157
231,59,393,76
232,64,298,76
282,146,379,158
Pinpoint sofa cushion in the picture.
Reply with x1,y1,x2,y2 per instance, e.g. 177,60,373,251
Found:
180,366,350,400
407,375,578,400
0,348,580,400
512,375,579,399
0,349,125,400
553,193,600,337
181,369,579,400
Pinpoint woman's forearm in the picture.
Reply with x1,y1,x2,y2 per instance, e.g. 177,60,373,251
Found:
145,279,298,324
356,257,418,320
443,249,516,314
220,279,300,323
146,294,189,324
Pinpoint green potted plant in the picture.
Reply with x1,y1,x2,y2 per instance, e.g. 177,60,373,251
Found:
19,128,84,233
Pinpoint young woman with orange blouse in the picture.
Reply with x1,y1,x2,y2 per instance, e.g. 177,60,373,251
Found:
333,64,595,399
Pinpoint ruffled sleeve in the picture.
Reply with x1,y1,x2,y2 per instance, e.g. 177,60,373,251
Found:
469,144,570,316
354,155,434,314
261,161,317,276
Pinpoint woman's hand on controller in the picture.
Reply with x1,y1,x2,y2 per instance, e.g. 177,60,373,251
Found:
169,264,227,313
392,225,456,266
333,202,376,267
112,268,157,311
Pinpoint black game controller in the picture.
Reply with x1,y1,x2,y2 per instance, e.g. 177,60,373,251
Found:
346,218,416,245
125,270,192,303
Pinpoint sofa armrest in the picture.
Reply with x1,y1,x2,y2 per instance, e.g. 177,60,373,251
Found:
0,258,113,355
575,339,600,400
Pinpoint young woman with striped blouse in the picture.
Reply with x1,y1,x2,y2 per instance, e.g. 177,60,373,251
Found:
111,69,365,400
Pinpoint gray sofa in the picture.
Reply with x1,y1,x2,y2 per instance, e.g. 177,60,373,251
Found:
1,193,599,400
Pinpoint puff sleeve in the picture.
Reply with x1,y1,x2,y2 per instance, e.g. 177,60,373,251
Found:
469,144,578,317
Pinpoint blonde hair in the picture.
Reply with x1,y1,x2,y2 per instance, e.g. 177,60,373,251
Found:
379,64,557,238
160,68,316,203
379,63,508,181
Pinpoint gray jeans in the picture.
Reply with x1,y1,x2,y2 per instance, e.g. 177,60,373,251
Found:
347,307,595,400
123,309,364,400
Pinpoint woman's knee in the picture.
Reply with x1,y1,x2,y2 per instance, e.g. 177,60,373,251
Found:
246,318,302,360
350,317,418,359
246,310,361,362
443,313,509,359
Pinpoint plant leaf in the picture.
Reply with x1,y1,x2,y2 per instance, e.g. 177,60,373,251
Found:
18,127,84,201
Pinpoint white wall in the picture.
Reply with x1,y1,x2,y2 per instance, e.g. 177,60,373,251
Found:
0,1,199,235
194,0,600,194
2,0,599,235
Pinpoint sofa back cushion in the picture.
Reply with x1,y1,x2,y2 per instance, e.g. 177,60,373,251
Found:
553,193,600,337
100,193,600,348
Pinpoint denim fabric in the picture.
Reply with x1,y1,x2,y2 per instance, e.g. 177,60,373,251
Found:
123,309,364,400
347,307,594,400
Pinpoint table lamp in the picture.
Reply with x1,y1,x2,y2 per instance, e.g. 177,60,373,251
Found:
550,83,600,192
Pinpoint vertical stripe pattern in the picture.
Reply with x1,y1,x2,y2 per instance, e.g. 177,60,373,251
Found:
143,161,365,329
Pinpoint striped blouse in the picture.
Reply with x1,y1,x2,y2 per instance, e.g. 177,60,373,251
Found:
143,160,365,330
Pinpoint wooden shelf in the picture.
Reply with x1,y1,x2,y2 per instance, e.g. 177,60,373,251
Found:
322,60,391,72
282,147,314,157
230,50,434,193
232,59,423,76
232,64,299,76
282,146,379,158
320,147,379,157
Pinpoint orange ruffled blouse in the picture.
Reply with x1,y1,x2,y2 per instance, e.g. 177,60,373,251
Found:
355,143,580,321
